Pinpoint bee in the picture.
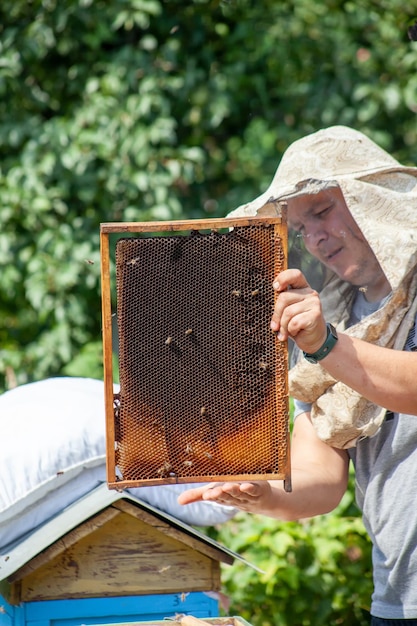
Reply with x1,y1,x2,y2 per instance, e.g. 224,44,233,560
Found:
158,565,171,574
200,406,207,416
259,361,269,371
185,328,193,335
359,286,368,293
157,462,173,477
185,443,194,455
183,460,193,468
251,288,260,296
84,259,94,265
203,452,213,460
231,289,241,297
165,336,174,346
127,258,138,266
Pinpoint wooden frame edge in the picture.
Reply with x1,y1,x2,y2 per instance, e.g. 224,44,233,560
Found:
100,229,117,486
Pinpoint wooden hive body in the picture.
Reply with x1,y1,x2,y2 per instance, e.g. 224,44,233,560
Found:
0,487,240,626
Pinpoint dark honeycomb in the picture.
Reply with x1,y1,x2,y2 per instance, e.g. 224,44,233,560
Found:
113,223,289,486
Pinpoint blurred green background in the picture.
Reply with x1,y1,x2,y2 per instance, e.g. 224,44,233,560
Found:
1,0,416,623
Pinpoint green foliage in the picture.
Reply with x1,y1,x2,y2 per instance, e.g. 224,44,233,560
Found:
213,473,373,626
1,0,417,389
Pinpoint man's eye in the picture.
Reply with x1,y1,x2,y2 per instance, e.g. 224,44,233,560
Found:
317,205,332,218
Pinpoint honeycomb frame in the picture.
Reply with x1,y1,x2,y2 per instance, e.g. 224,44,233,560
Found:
101,209,291,492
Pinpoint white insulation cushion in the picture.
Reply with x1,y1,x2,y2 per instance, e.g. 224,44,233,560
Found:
0,377,236,549
0,377,108,521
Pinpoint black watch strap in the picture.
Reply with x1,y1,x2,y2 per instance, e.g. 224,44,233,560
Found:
303,323,338,364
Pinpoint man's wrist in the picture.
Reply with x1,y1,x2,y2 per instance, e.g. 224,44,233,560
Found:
303,323,338,364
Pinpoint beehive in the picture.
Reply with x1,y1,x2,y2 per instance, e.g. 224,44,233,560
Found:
100,211,290,491
0,486,231,624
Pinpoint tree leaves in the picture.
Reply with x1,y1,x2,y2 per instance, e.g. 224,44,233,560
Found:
1,0,416,392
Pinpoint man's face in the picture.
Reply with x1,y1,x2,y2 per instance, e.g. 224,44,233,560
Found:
287,186,386,296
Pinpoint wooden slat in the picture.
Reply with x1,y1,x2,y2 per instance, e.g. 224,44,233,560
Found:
8,508,121,584
100,228,117,485
108,470,287,490
273,219,292,493
179,616,213,626
100,210,283,234
17,511,221,601
111,500,234,565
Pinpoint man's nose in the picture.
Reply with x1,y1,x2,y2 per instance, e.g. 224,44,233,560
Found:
303,224,327,251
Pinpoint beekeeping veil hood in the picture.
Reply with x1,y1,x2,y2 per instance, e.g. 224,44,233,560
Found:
229,125,417,448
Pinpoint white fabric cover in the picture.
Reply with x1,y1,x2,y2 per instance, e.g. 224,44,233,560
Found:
0,377,236,550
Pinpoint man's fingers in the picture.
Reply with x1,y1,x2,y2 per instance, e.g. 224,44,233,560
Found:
271,291,318,336
178,482,261,507
177,482,233,505
177,485,207,505
271,270,321,339
271,269,312,336
273,268,310,293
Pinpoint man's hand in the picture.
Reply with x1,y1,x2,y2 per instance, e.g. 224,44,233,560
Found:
270,269,328,354
177,481,274,513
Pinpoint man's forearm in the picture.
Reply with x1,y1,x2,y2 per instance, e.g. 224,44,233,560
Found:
256,470,348,521
322,333,417,415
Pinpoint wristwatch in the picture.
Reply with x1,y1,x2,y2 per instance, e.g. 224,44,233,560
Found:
303,323,338,364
